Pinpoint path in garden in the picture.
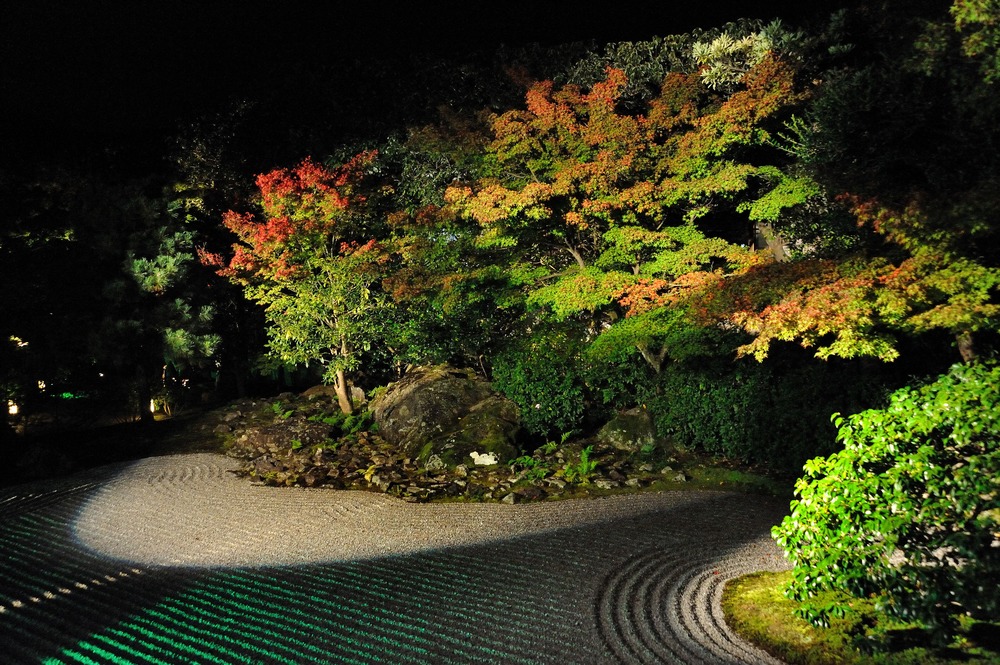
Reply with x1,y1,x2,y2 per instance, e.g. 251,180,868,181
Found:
0,453,791,664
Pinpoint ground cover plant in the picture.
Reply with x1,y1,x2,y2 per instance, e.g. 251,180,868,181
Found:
723,570,1000,664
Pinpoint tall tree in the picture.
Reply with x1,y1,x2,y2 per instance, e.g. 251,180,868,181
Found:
694,1,1000,364
208,153,386,413
446,47,808,371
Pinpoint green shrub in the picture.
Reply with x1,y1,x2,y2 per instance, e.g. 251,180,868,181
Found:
583,353,652,412
306,408,374,437
772,362,1000,647
644,353,893,471
563,445,598,484
491,328,587,437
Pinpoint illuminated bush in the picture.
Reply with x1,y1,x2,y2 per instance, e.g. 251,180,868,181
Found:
773,361,1000,646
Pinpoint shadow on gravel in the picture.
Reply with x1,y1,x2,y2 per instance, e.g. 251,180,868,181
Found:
0,473,789,665
0,412,223,489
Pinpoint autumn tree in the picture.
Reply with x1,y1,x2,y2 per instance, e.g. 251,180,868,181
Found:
446,47,808,372
950,0,1000,82
694,2,1000,365
369,118,526,372
208,153,385,413
743,2,1000,648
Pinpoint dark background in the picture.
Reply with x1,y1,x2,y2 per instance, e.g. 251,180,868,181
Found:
2,1,859,165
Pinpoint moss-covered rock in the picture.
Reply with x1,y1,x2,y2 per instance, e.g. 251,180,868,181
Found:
418,395,521,466
597,406,656,453
370,365,521,462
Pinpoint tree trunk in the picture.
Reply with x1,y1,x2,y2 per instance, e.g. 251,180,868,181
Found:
136,363,154,423
636,342,667,374
753,223,791,262
565,244,586,269
334,369,354,415
334,335,355,414
957,330,977,363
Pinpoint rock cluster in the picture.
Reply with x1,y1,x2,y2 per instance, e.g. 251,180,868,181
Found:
217,385,687,503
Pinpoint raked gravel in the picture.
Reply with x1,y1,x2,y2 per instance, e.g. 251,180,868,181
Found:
0,453,792,664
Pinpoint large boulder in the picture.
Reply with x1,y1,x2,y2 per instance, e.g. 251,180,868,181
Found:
370,365,520,463
597,406,656,453
424,395,521,466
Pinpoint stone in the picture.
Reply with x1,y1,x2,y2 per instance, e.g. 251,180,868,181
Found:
301,385,334,399
596,407,656,453
501,492,516,504
370,364,520,461
301,383,367,408
514,485,547,502
445,396,520,463
470,451,499,466
672,472,687,483
233,419,331,456
594,479,620,490
424,454,446,473
252,455,283,476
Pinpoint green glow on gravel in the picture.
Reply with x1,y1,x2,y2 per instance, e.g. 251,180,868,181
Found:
110,618,264,664
186,580,415,662
40,564,558,665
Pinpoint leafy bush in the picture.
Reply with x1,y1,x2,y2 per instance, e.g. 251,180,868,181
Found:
583,353,652,412
306,408,375,437
491,328,587,437
772,362,1000,646
563,445,598,484
644,353,891,470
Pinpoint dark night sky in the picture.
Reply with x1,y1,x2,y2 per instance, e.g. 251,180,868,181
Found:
1,1,856,165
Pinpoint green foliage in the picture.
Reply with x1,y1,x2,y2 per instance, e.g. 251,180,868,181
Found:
951,0,1000,82
309,414,342,426
748,2,1000,366
692,29,775,90
582,353,653,412
560,19,803,107
724,570,1000,664
563,445,599,484
491,327,588,438
645,353,895,470
271,401,294,420
306,408,374,437
772,362,1000,647
341,410,374,435
214,153,388,412
509,455,552,482
447,56,806,372
375,126,526,371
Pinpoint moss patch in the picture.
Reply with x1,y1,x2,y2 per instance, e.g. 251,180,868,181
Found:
723,571,1000,665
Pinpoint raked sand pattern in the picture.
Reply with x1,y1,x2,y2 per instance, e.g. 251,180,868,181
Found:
0,453,791,664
